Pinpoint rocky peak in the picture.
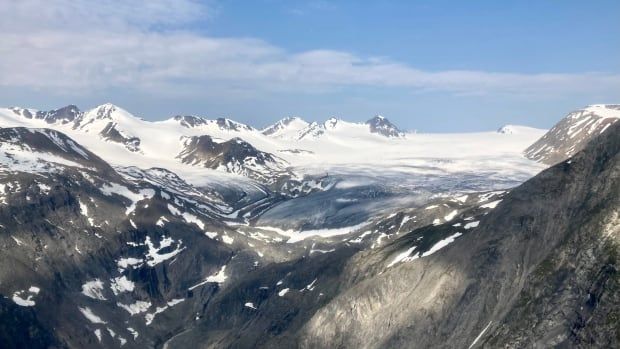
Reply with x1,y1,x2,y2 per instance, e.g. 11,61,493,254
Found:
497,125,517,134
29,105,82,125
215,118,254,132
525,104,620,165
172,115,209,128
324,117,340,129
297,121,326,140
366,115,404,138
262,117,307,136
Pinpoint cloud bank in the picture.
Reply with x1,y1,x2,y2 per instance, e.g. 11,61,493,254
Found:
1,0,619,99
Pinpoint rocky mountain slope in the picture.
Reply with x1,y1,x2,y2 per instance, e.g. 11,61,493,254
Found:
0,129,509,348
0,104,617,348
296,121,619,349
159,118,619,349
172,115,255,132
525,104,620,165
177,135,292,185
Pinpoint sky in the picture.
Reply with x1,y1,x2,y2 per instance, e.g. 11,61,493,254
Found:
0,0,618,132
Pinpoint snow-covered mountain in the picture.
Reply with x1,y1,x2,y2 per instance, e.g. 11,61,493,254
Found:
266,115,406,140
1,105,273,184
11,104,81,125
296,121,326,140
177,135,290,184
172,114,255,132
0,127,117,176
0,115,617,348
262,117,309,139
525,104,620,165
0,104,547,186
8,104,143,153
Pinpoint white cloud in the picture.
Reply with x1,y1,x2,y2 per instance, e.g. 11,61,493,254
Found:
0,0,618,98
0,0,207,31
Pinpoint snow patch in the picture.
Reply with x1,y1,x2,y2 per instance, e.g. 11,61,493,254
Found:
444,210,458,222
117,257,143,270
100,183,155,215
12,291,36,307
387,246,418,268
468,321,493,349
110,276,135,295
480,200,502,209
117,300,151,315
145,235,185,267
422,232,463,257
285,222,367,243
94,329,102,342
82,279,106,300
127,327,139,339
144,298,184,325
79,306,107,324
188,265,228,290
222,234,234,244
464,221,480,229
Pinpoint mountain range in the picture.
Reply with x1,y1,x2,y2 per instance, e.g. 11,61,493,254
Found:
0,103,618,348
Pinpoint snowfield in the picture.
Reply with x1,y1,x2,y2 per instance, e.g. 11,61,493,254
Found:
0,104,547,189
0,103,551,242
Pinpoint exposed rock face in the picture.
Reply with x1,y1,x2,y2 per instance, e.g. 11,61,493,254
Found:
0,127,118,176
525,104,620,165
171,115,255,131
155,124,619,349
177,135,289,184
73,103,127,130
35,105,82,125
9,105,81,125
366,115,404,138
0,127,260,349
215,118,254,132
497,125,516,134
262,117,292,136
296,121,325,140
99,122,141,152
172,115,210,128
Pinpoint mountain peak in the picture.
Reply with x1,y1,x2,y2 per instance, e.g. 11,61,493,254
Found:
35,105,82,125
497,125,518,134
91,102,118,114
169,115,253,131
215,118,254,132
297,121,326,140
581,104,620,119
172,115,209,128
324,117,340,129
525,104,620,164
365,115,404,138
85,103,138,122
262,116,308,137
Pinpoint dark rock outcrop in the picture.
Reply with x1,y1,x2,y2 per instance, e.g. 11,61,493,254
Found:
365,115,404,138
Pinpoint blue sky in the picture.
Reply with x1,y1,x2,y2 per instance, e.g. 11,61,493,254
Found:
0,0,618,131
